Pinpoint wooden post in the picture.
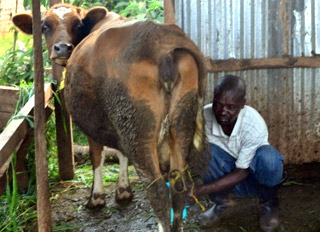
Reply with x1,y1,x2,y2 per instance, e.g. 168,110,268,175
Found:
164,0,175,24
52,64,74,180
32,0,51,231
49,0,75,180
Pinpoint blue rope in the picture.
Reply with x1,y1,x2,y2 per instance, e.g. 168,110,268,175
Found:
166,182,190,223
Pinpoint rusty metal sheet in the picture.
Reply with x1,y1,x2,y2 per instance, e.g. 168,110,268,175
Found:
175,0,320,164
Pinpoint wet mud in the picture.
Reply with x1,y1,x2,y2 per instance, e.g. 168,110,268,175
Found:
50,164,320,232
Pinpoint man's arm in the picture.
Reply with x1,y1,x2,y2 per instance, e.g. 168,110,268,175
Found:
192,168,249,199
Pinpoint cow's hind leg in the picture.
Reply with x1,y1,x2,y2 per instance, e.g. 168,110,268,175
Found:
131,146,171,232
86,136,106,209
168,49,203,230
102,147,133,204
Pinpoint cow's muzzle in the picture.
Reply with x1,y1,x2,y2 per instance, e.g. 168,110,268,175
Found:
50,43,74,66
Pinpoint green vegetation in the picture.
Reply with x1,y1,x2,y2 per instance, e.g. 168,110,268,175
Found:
0,33,50,86
66,0,164,22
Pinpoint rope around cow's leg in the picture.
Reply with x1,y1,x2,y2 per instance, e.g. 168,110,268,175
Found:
168,165,190,194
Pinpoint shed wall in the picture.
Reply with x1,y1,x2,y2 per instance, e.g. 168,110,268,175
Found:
175,0,320,164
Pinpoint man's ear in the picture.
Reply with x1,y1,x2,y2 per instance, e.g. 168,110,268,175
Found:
82,7,107,32
12,13,33,34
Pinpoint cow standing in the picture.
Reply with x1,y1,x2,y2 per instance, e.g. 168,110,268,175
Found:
13,4,134,206
13,4,209,231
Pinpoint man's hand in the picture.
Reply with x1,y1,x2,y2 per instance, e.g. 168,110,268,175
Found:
192,185,206,198
187,168,249,205
187,184,207,205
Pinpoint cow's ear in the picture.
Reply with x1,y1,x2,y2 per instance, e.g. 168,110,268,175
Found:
12,13,33,35
82,7,107,30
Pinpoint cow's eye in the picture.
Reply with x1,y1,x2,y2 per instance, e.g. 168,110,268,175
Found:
72,21,83,32
42,24,50,34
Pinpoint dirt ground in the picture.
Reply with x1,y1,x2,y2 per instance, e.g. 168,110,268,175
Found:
50,163,320,232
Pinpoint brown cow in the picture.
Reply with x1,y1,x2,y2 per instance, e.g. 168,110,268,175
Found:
12,4,133,205
13,4,209,231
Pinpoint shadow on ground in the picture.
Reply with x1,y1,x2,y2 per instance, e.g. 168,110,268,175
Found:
50,163,320,232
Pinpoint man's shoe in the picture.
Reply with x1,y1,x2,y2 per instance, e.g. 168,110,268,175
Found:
259,200,280,232
198,199,235,228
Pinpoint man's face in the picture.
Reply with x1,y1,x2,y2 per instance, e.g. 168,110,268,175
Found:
212,91,245,127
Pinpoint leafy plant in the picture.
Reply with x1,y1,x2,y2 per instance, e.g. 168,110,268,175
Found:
0,33,51,86
23,0,50,9
115,0,163,22
63,0,164,22
0,38,33,86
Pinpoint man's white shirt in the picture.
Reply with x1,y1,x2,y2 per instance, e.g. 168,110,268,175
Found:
204,104,269,169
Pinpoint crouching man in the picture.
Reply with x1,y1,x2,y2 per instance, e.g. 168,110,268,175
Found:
192,75,284,232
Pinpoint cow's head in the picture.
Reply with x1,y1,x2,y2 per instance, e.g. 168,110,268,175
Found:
12,4,107,66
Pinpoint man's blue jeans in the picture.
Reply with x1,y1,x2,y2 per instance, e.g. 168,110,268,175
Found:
203,144,284,201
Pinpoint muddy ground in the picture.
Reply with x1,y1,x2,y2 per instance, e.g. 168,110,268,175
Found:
50,163,320,232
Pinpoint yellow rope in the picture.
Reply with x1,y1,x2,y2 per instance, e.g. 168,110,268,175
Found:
187,170,206,212
58,68,66,92
146,175,164,190
169,169,187,193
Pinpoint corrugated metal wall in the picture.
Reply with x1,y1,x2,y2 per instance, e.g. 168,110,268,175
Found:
175,0,320,164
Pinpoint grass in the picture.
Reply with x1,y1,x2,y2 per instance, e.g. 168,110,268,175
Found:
0,154,37,232
69,163,124,188
52,225,82,231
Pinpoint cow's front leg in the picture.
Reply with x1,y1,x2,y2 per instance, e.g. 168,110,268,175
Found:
102,147,133,204
86,136,106,208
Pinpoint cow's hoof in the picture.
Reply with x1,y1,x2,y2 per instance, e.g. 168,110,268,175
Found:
86,193,106,209
115,187,134,204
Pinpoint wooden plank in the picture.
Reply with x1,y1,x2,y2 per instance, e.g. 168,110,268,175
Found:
0,83,52,173
0,103,18,113
0,106,53,191
0,106,53,195
0,86,19,91
0,87,19,113
0,112,13,131
164,0,175,24
206,56,320,72
33,0,52,229
0,87,19,101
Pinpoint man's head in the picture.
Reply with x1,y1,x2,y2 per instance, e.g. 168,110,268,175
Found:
212,75,246,128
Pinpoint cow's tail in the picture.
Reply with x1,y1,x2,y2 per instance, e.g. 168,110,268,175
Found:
158,47,209,177
183,48,210,177
189,95,209,177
